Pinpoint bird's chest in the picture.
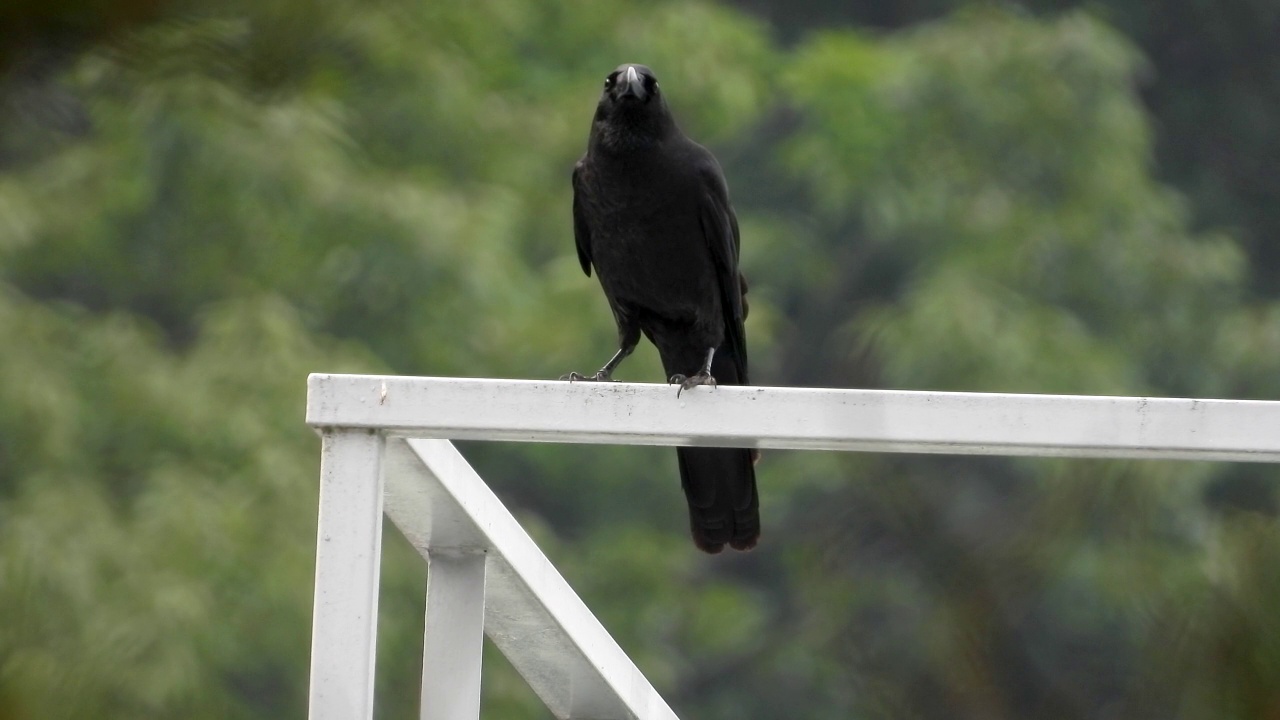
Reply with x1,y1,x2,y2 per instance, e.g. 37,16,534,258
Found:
582,166,715,308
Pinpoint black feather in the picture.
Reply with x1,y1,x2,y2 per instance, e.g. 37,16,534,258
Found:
568,63,761,553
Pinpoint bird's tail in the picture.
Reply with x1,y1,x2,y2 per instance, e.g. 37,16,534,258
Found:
672,341,759,553
677,446,759,553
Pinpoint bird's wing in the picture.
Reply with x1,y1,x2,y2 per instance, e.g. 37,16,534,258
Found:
696,153,750,383
571,159,593,277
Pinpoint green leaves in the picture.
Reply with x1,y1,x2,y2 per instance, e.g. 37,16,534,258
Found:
0,291,377,717
2,1,1280,718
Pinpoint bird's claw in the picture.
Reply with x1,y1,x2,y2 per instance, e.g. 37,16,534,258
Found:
560,370,614,382
669,371,716,398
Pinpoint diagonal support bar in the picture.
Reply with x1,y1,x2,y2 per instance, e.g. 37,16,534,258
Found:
381,437,680,720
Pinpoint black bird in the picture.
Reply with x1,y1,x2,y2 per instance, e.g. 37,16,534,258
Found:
563,63,760,553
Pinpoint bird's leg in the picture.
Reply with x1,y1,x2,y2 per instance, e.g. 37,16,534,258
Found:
563,345,632,382
669,348,717,397
561,325,640,382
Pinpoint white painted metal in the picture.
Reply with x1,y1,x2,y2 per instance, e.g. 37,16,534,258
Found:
308,430,386,720
306,374,1280,720
421,552,486,720
384,438,680,720
307,374,1280,463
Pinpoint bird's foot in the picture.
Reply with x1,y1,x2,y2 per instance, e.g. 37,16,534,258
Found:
560,370,615,382
669,371,716,398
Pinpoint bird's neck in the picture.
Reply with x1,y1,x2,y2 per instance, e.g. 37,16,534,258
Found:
591,114,677,156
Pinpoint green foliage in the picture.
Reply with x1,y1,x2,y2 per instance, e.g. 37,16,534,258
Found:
0,291,380,717
2,1,1279,719
784,11,1244,396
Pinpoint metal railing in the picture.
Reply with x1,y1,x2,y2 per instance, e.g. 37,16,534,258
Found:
304,374,1280,719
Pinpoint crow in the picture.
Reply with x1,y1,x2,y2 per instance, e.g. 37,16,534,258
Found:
563,63,760,553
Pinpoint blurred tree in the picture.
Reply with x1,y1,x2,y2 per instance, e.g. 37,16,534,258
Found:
767,9,1280,718
1,0,1278,719
727,0,1280,294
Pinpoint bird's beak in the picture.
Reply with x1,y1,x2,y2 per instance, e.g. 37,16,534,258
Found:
618,66,646,101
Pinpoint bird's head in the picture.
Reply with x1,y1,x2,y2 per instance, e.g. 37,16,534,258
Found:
590,63,676,151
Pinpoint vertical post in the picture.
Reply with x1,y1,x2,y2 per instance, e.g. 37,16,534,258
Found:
420,551,487,720
309,429,387,720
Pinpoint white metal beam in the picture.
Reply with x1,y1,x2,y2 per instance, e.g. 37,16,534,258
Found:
308,429,386,720
421,552,486,720
382,437,680,720
307,374,1280,463
306,374,1280,720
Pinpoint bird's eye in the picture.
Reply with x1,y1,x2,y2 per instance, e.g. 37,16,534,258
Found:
604,75,615,89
